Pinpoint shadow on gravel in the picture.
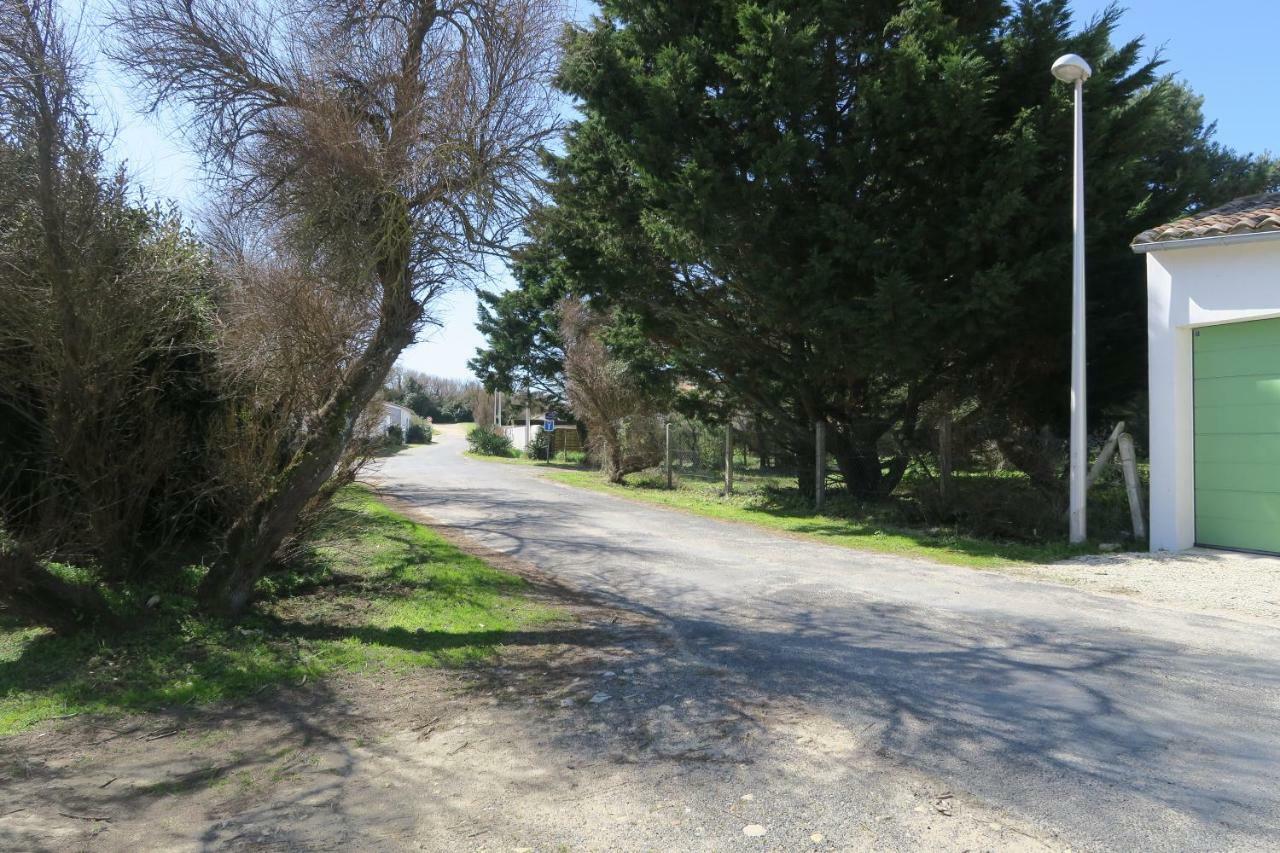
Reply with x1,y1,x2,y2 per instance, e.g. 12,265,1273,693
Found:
377,476,1280,847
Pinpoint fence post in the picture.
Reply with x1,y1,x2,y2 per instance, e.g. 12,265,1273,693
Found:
1117,433,1147,541
938,413,953,506
815,420,826,513
724,423,733,496
665,421,673,489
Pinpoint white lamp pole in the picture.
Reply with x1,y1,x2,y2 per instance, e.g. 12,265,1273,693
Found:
1052,53,1092,544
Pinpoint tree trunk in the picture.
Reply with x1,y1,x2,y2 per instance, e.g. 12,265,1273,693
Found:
830,425,906,500
198,261,419,617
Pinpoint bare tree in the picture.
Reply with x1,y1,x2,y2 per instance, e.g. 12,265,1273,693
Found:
559,299,664,483
113,0,560,614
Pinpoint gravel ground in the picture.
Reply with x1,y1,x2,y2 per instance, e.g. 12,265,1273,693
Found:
1017,548,1280,624
362,430,1280,851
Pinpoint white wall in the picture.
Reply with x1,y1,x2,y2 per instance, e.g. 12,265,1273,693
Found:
1145,238,1280,551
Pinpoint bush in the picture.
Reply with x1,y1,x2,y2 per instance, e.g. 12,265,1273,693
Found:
526,428,551,459
406,421,431,444
467,425,513,457
385,424,405,447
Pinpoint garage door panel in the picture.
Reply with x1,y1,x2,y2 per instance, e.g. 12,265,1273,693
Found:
1194,320,1280,351
1193,375,1280,408
1195,433,1280,464
1194,317,1280,554
1194,514,1280,554
1194,344,1280,379
1195,490,1280,525
1194,462,1280,493
1194,403,1280,435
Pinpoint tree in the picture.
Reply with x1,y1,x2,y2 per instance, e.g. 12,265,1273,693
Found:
545,0,1276,499
560,299,665,483
115,0,559,614
469,219,570,407
0,0,224,628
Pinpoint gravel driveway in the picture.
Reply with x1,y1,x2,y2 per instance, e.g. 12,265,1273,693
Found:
364,427,1280,851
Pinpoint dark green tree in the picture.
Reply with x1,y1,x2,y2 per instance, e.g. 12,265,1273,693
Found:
545,0,1276,497
469,220,570,407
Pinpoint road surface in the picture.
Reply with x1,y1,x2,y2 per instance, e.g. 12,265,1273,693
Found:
371,429,1280,851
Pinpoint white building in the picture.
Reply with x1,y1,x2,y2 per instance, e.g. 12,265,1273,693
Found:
1133,193,1280,554
381,402,414,436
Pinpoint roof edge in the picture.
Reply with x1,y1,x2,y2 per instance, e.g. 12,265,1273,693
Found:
1131,229,1280,254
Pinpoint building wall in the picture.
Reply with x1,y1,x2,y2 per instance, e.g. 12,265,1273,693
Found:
1145,239,1280,550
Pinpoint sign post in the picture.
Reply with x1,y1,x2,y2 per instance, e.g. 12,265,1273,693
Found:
543,412,556,464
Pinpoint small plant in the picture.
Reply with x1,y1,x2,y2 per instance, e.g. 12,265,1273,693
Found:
406,421,431,444
467,424,514,457
526,428,551,459
385,424,404,447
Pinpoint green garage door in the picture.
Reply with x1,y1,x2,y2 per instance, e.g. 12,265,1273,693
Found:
1194,317,1280,554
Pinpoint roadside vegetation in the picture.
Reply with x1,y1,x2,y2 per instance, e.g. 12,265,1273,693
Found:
469,0,1278,554
0,486,558,734
465,447,1137,567
0,0,557,628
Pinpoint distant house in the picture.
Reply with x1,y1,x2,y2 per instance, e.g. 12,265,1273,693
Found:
1133,192,1280,554
381,402,414,436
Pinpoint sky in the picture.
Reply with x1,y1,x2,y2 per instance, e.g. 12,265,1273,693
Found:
85,1,1279,380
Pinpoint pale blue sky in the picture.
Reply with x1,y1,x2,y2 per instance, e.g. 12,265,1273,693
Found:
85,1,1277,379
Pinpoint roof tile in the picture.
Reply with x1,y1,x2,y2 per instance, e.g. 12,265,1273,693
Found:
1132,192,1280,246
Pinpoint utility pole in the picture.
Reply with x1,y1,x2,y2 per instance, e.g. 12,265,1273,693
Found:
1052,53,1092,544
524,387,531,452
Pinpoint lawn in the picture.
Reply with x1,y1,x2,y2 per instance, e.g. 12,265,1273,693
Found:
0,485,559,734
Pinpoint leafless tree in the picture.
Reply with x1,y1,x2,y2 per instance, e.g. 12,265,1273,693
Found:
560,299,664,483
112,0,560,613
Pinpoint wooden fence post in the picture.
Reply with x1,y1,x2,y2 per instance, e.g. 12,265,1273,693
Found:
724,423,734,496
665,421,673,489
815,420,826,513
939,413,953,506
1118,433,1147,540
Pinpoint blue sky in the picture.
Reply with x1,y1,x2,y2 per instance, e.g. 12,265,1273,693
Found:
87,1,1278,380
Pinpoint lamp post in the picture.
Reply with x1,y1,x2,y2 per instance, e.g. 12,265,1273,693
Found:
1052,53,1091,544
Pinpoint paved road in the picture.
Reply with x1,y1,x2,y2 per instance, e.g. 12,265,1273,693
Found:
373,430,1280,851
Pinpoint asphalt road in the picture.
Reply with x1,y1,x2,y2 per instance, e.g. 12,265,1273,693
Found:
372,430,1280,851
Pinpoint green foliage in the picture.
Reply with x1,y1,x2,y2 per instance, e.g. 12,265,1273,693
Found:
0,486,559,733
525,428,551,459
539,0,1277,500
385,424,405,446
467,424,515,457
406,421,431,444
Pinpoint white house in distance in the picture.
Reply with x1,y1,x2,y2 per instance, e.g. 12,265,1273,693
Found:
380,401,414,436
1133,192,1280,555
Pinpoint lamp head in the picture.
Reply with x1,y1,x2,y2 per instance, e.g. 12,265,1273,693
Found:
1051,54,1092,84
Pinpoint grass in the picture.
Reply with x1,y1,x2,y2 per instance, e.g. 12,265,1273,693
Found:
0,485,559,735
464,449,1110,568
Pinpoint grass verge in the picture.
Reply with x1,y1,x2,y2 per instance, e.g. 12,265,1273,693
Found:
0,485,559,734
479,461,1099,568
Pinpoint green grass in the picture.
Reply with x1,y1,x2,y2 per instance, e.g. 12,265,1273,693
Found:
519,463,1098,569
0,485,559,734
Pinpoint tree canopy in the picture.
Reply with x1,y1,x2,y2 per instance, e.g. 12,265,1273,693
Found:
474,0,1277,498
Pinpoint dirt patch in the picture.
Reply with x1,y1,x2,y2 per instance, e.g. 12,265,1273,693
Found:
1016,548,1280,624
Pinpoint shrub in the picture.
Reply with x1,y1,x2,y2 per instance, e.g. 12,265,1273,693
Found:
385,424,405,447
406,421,431,444
526,428,551,459
467,425,513,457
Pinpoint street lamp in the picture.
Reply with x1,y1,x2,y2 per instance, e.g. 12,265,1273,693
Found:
1052,53,1091,544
